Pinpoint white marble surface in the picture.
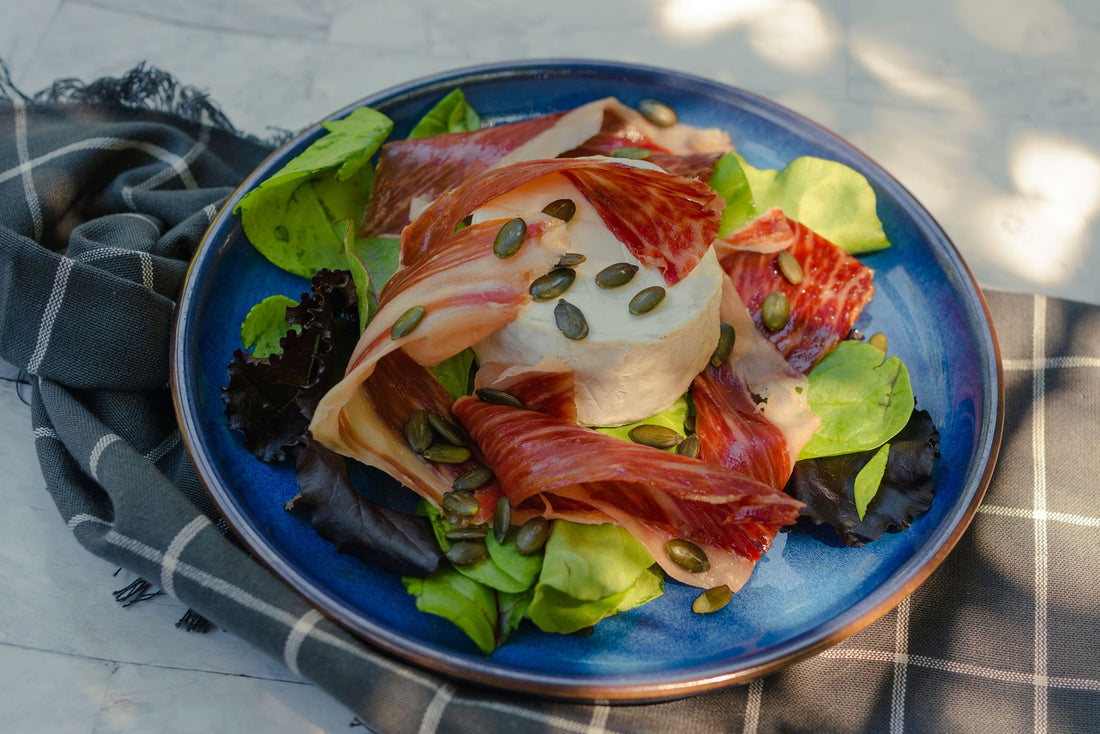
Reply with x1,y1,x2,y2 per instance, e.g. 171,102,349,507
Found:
1,1,1097,732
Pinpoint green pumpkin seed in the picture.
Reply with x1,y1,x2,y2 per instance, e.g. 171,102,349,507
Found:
428,413,467,446
683,415,696,434
777,250,804,284
868,332,888,354
541,198,577,222
423,444,472,464
665,538,710,573
556,252,586,267
446,539,488,565
675,434,701,458
493,217,527,258
445,525,488,541
638,98,678,127
692,585,732,614
515,516,550,556
391,305,426,338
452,466,493,492
529,267,576,301
761,291,791,332
475,387,524,409
610,146,651,160
710,322,736,367
492,497,511,544
554,299,589,340
404,410,433,454
629,424,682,449
441,489,480,517
594,262,638,289
629,286,666,315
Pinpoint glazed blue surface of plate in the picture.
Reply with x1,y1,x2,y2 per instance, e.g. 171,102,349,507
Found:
172,60,1003,700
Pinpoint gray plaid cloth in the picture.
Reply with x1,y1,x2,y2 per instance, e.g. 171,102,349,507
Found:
2,63,1098,734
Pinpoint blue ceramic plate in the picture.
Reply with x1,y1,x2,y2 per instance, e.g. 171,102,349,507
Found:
172,60,1003,701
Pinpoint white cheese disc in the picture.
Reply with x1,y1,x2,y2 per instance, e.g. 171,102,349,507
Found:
471,168,723,426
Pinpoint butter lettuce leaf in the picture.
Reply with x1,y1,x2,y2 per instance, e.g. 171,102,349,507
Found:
710,152,758,236
799,341,914,460
595,395,689,446
424,503,542,594
428,348,478,400
240,294,299,358
736,153,890,253
404,568,498,654
408,88,481,139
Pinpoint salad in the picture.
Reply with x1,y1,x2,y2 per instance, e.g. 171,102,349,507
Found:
223,89,939,653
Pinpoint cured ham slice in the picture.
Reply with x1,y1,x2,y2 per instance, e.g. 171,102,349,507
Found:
717,208,875,373
309,215,569,512
401,157,724,285
452,395,803,591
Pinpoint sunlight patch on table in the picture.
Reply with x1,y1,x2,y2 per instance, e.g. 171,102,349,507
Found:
850,33,979,116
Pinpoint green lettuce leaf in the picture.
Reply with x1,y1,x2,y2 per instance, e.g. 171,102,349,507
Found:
424,504,542,594
404,567,498,654
240,294,299,358
429,348,478,400
526,521,660,634
595,395,690,445
710,152,757,236
236,107,393,278
799,341,914,460
735,153,890,253
854,443,891,520
408,89,481,139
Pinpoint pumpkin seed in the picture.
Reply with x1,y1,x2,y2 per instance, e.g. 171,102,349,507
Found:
638,98,678,127
869,332,888,354
529,267,576,301
692,585,732,614
683,415,696,434
445,525,488,541
541,198,577,222
556,252,586,267
629,286,666,315
441,489,480,517
777,250,804,284
452,466,493,492
610,146,651,160
594,262,638,289
404,410,433,454
475,387,524,409
446,539,488,565
629,424,682,449
761,291,790,332
493,217,527,258
428,413,467,446
709,322,735,367
675,434,701,458
423,444,472,464
554,299,589,340
665,538,710,573
516,516,550,555
492,497,511,544
391,305,426,338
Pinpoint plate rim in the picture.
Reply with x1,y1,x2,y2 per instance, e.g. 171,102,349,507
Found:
171,58,1005,702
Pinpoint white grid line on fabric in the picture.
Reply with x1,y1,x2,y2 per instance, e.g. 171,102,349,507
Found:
1,76,45,242
821,648,1100,691
1032,295,1049,734
979,504,1100,528
121,121,208,209
26,257,73,375
584,703,609,734
743,676,764,734
67,513,110,531
1004,356,1100,371
446,698,624,734
88,433,123,482
890,596,911,734
143,430,181,464
283,608,324,678
160,515,210,599
32,426,58,440
418,682,456,734
72,246,155,290
98,527,439,688
0,136,201,186
201,202,218,223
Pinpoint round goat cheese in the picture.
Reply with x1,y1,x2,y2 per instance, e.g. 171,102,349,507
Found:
471,169,723,426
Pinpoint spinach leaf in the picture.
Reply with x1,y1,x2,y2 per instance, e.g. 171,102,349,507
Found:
408,89,481,139
854,443,890,520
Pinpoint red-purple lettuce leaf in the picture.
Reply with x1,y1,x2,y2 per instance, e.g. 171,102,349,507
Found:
286,439,443,577
784,408,939,547
223,269,359,462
